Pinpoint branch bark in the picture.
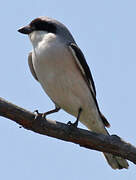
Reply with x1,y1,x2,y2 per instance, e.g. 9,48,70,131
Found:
0,97,136,165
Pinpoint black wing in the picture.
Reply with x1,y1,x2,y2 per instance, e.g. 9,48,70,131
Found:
69,43,96,97
69,43,110,127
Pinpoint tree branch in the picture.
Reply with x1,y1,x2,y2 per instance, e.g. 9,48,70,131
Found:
0,97,136,165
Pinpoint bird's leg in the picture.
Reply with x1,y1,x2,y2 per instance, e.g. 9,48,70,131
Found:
68,108,82,128
34,106,60,119
42,106,60,118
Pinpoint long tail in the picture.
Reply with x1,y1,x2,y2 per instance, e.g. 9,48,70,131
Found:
103,153,128,169
101,115,129,169
83,115,129,170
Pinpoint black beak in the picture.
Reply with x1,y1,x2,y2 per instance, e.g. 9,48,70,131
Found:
18,25,33,34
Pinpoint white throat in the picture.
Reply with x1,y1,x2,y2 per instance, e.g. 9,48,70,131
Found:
29,31,56,48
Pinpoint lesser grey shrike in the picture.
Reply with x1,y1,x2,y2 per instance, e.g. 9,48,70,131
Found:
18,16,128,169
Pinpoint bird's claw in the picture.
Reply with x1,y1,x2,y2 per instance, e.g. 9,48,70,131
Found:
67,121,78,128
34,110,46,120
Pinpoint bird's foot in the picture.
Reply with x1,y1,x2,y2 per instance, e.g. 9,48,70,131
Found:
34,106,60,120
67,108,82,128
67,120,78,128
34,110,46,120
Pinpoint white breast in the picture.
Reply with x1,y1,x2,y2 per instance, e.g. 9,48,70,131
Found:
29,30,105,133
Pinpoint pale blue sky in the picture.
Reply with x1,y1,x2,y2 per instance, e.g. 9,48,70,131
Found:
0,0,136,179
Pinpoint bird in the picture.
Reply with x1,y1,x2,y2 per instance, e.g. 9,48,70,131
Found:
18,16,128,169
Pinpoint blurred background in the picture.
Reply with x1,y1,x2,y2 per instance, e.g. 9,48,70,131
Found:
0,0,136,179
